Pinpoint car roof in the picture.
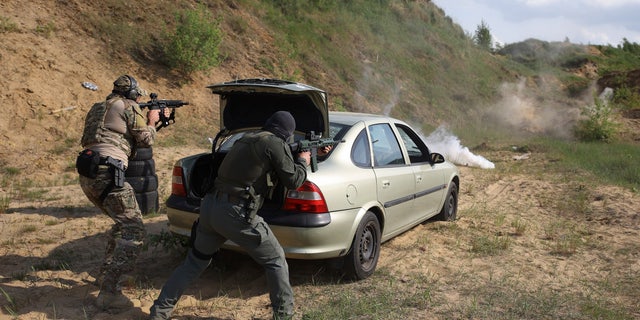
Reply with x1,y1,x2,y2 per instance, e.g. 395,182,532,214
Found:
329,111,396,125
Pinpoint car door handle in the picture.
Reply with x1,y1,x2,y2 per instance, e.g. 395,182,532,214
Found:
416,176,422,183
382,180,390,188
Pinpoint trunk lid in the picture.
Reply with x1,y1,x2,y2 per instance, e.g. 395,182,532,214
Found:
207,78,329,138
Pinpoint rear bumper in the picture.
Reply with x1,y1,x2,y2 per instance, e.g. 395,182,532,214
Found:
166,201,359,260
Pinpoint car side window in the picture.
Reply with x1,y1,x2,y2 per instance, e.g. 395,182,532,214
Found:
395,124,430,164
369,123,405,167
351,129,371,167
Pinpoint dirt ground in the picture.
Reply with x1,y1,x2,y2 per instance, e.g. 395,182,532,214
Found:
2,145,640,320
1,1,640,319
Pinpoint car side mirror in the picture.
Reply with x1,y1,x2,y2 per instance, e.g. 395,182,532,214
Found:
430,152,445,164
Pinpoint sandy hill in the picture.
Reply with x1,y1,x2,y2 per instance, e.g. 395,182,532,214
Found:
0,0,294,181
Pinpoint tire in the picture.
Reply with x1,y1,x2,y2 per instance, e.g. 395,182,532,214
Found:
125,159,156,177
126,174,158,193
435,181,458,221
136,190,159,215
131,147,153,161
343,211,381,280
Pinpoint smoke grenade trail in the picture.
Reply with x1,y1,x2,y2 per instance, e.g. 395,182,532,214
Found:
425,125,495,169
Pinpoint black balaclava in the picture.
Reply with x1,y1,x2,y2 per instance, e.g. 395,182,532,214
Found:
263,111,296,141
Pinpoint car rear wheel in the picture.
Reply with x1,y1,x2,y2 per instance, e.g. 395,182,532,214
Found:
435,181,458,221
343,211,381,280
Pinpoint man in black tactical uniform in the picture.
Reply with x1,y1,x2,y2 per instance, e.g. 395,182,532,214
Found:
150,111,311,320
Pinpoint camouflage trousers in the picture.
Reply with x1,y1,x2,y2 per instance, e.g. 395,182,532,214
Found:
79,165,145,293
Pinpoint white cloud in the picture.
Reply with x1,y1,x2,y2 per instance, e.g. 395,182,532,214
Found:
585,0,640,7
432,0,640,44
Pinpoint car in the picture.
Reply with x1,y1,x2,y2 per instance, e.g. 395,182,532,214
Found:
166,78,460,280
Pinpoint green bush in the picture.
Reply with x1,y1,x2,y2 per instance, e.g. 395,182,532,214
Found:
574,95,618,142
162,6,223,75
612,84,640,109
0,16,18,33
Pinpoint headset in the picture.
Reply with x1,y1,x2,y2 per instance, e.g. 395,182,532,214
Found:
124,75,139,100
114,75,139,100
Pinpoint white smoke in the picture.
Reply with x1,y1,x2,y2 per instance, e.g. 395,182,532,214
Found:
351,60,494,169
425,125,495,169
486,77,583,139
599,87,614,103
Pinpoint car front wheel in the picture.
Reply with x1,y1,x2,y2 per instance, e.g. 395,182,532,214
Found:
343,211,381,280
435,181,458,221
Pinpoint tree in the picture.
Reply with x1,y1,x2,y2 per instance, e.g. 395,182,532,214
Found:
474,20,493,52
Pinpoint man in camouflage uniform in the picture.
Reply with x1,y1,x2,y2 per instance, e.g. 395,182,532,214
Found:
150,111,311,320
78,74,161,311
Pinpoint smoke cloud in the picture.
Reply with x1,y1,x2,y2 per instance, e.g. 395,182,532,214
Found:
353,65,495,169
425,125,495,169
486,77,583,139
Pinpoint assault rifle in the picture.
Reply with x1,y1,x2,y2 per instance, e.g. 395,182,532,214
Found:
138,93,189,131
289,131,339,172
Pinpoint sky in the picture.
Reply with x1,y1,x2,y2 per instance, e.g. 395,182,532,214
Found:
431,0,640,46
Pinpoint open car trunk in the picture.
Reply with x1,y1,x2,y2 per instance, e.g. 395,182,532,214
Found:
186,78,331,222
208,78,329,138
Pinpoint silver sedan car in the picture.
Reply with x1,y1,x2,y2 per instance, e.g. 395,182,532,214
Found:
166,78,459,280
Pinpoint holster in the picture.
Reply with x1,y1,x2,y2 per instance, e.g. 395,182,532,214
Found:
89,155,125,202
101,156,125,188
245,187,263,223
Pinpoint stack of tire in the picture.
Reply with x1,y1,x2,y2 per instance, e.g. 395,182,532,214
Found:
125,147,159,215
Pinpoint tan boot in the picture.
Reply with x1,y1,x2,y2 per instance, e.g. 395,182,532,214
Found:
95,291,134,311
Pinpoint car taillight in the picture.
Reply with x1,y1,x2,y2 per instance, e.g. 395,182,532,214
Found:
283,181,328,213
171,166,187,197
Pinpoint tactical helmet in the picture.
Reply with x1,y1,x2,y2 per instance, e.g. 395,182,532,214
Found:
112,75,147,100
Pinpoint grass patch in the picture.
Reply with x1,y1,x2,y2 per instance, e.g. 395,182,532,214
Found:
0,287,17,316
0,16,18,33
470,235,511,255
19,225,37,233
21,188,49,201
35,20,56,38
543,220,591,256
448,277,635,320
510,218,527,236
537,139,640,191
44,219,59,226
144,230,189,253
4,167,20,176
0,193,9,213
300,268,436,319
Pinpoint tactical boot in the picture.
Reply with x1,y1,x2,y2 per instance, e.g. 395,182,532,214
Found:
95,291,133,311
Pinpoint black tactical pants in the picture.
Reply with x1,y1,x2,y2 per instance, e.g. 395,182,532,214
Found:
150,191,294,319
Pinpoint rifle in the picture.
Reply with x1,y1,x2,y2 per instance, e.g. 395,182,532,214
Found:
138,93,189,131
289,131,339,172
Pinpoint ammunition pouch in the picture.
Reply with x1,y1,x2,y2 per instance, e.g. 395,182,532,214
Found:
76,149,101,178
